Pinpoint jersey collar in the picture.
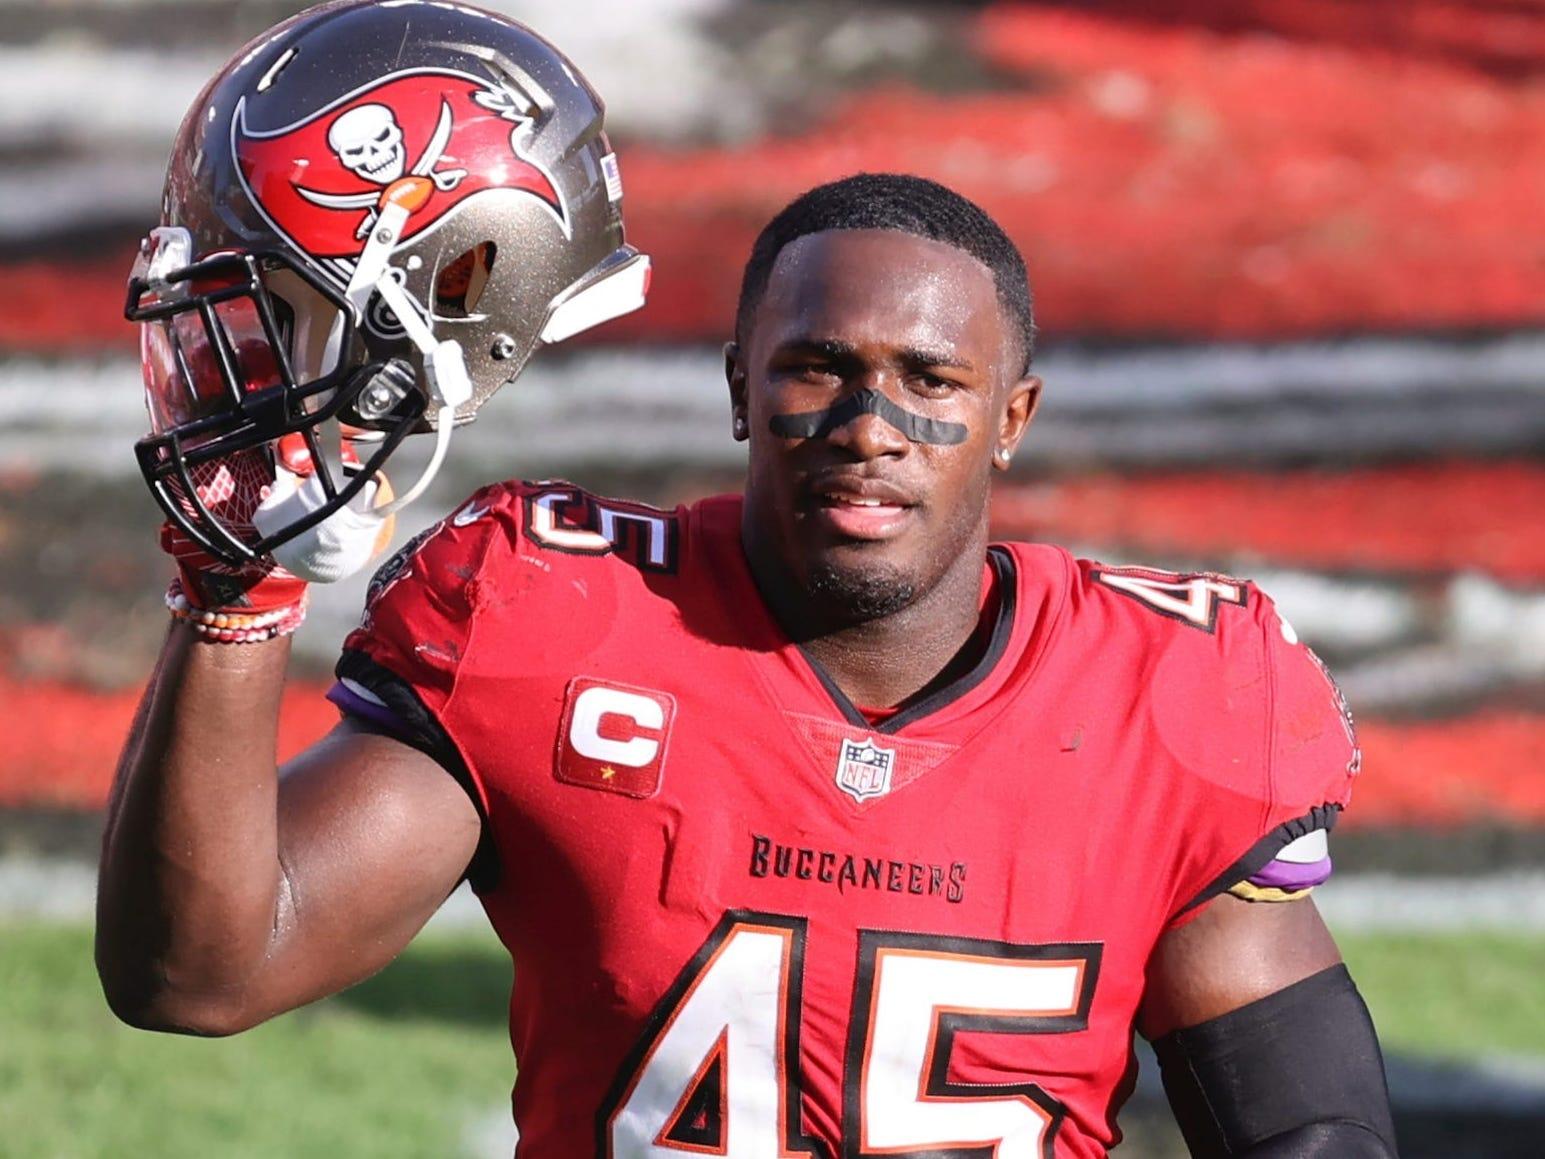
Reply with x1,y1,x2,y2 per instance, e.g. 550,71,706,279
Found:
698,495,1052,740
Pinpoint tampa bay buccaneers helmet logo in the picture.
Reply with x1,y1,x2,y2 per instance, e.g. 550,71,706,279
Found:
232,68,566,272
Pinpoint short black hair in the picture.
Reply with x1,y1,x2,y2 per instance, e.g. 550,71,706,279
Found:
735,173,1035,377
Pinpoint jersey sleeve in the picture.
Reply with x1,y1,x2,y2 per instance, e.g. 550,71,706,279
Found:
1231,597,1361,899
330,484,509,884
1174,587,1361,921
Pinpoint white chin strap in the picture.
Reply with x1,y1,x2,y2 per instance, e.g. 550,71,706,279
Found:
255,471,392,584
347,198,471,516
366,271,469,514
255,204,472,583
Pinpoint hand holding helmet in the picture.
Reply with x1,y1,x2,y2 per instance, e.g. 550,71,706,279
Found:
158,445,310,640
159,430,399,642
127,0,651,628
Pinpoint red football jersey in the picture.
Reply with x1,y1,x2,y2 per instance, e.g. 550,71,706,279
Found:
336,481,1359,1157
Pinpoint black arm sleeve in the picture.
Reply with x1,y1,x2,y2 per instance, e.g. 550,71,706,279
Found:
1153,964,1398,1157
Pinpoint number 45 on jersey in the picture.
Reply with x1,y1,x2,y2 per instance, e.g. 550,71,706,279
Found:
600,911,1101,1158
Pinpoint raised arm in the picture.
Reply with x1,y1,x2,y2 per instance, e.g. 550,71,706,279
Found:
96,436,480,1036
96,620,480,1036
1140,894,1397,1157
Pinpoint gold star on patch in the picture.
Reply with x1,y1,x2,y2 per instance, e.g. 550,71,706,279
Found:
600,766,618,780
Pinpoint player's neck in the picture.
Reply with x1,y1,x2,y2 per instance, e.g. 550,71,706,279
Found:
752,538,993,711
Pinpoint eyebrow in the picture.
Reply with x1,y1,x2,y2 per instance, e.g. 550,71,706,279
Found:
772,336,976,373
898,345,975,374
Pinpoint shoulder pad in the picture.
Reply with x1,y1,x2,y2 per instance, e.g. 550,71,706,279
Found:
1084,561,1253,635
1077,560,1357,811
1259,588,1361,809
339,482,512,710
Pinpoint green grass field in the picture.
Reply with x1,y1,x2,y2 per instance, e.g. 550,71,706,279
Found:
0,925,513,1159
1338,931,1545,1060
3,922,1541,1158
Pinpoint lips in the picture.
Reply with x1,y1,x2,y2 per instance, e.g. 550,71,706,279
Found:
805,475,917,540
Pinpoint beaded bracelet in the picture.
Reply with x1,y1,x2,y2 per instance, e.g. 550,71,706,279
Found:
165,579,309,643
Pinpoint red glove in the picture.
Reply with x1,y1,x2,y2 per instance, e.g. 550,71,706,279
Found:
160,444,308,614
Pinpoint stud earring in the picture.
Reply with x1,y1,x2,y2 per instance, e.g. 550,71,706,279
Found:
733,416,748,437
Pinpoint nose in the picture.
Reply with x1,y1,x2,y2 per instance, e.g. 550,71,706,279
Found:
823,383,910,461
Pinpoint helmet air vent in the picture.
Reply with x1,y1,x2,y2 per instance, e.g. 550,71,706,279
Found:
433,242,497,318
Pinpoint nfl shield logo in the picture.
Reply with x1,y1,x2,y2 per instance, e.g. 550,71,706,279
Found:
835,737,896,803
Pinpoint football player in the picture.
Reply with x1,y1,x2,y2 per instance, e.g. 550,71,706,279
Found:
97,3,1397,1156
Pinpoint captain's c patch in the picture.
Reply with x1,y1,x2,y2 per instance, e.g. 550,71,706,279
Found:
555,677,675,798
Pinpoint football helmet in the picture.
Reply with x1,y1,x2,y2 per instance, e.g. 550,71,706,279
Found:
128,0,650,566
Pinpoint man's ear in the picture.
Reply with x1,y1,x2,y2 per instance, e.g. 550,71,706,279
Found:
725,341,749,441
993,374,1042,470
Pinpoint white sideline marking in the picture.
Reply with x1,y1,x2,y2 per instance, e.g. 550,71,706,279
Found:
459,1106,516,1159
0,857,98,920
424,881,487,932
1316,871,1545,934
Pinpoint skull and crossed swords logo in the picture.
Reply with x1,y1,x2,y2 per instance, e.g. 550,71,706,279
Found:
233,72,565,267
295,99,469,239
